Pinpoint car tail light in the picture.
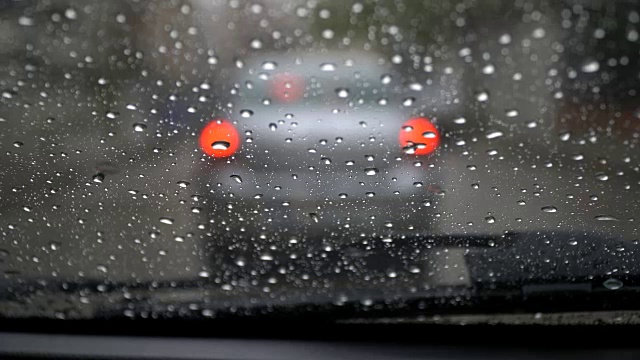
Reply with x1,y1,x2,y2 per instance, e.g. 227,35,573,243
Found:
270,72,305,103
399,117,440,156
199,119,240,158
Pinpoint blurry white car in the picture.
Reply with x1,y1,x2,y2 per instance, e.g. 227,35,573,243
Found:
198,51,457,236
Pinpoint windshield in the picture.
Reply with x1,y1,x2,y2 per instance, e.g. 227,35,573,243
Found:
1,0,640,324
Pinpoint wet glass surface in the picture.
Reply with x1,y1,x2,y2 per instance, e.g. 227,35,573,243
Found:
0,0,640,320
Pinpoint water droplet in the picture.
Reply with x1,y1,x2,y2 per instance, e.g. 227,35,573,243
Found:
422,131,437,139
105,111,118,119
505,109,519,117
409,82,423,91
198,271,211,278
320,63,336,71
402,145,419,154
571,154,584,161
532,27,546,38
261,61,277,70
336,88,349,98
595,173,609,181
499,33,511,44
559,131,571,141
92,173,105,183
65,8,77,20
476,91,489,102
159,217,174,225
364,168,379,175
230,175,242,183
13,141,23,148
18,16,34,26
380,74,392,84
603,278,623,290
581,59,600,73
595,215,619,221
541,206,557,213
454,117,467,124
482,64,495,75
250,38,263,49
211,141,230,150
240,109,253,118
485,131,504,139
485,216,496,224
322,29,335,39
402,97,415,106
260,253,274,261
308,213,319,223
132,123,147,132
177,181,190,188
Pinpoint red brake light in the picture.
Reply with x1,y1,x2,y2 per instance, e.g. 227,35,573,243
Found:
398,117,440,156
270,72,305,103
199,119,240,158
